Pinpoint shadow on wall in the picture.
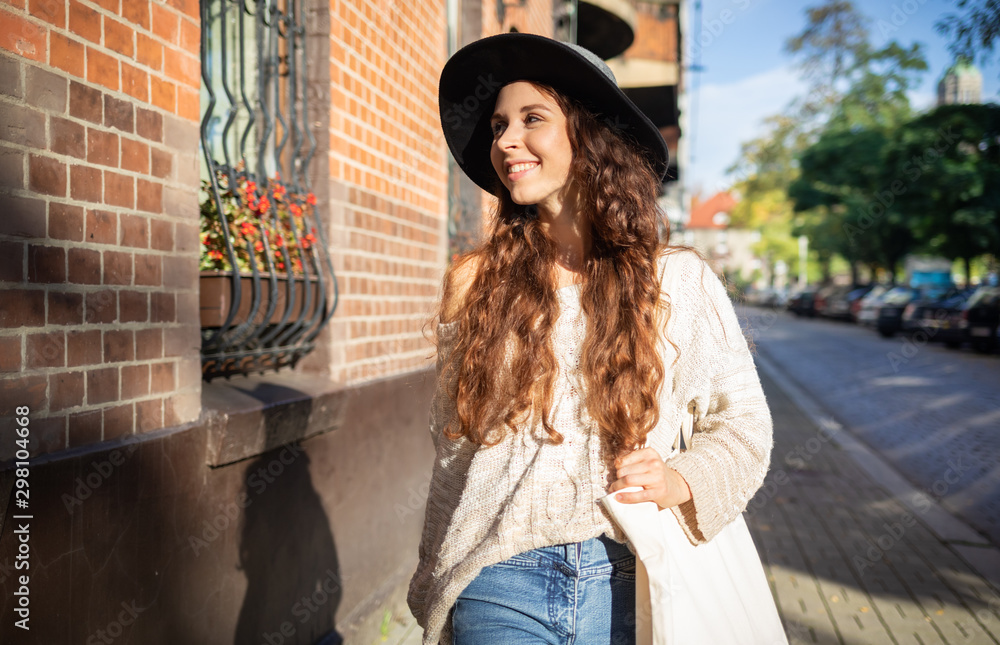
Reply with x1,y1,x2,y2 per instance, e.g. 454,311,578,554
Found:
233,446,343,645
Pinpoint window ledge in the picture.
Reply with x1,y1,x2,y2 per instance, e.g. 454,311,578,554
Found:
201,371,351,467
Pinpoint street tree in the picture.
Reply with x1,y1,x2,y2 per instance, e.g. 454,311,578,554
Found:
936,0,1000,73
884,103,1000,286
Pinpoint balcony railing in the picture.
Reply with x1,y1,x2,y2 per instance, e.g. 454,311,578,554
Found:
199,0,337,380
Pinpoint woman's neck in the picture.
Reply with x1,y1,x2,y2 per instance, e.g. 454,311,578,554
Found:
537,191,589,288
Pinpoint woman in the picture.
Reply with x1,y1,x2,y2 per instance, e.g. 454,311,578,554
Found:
408,34,774,645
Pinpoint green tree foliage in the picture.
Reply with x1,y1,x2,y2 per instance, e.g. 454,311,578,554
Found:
884,103,1000,285
789,128,917,284
726,116,805,286
936,0,1000,71
781,1,927,283
785,0,870,122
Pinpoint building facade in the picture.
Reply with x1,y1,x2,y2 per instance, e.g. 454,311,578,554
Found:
0,1,684,642
937,60,983,106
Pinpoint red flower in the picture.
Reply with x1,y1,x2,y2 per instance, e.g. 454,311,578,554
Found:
306,193,317,206
209,250,225,261
290,204,302,218
254,240,264,253
257,196,271,213
275,235,285,248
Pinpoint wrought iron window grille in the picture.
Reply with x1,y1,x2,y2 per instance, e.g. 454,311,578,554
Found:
199,0,337,380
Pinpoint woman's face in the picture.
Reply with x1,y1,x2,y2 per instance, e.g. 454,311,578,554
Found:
489,82,575,215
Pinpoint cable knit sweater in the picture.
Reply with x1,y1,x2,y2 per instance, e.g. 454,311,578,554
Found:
407,250,773,645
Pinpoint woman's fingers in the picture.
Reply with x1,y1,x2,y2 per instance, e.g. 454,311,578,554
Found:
608,469,660,493
610,486,657,504
614,447,658,469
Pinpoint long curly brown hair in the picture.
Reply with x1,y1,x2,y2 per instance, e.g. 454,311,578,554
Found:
440,83,668,460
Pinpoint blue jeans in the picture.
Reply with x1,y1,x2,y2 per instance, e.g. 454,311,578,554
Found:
452,535,637,645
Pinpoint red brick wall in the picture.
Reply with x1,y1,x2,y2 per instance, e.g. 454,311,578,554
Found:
0,0,202,458
626,3,679,64
0,0,570,456
320,0,450,383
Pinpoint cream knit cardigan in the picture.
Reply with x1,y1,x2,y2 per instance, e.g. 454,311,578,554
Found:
407,250,773,645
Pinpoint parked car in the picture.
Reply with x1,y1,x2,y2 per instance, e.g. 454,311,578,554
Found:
744,286,787,308
924,291,975,349
819,284,871,320
876,286,920,337
856,285,890,326
900,287,964,334
964,285,1000,353
844,285,876,322
814,284,849,318
787,288,816,317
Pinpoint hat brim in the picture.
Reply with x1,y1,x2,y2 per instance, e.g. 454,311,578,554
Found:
439,33,670,195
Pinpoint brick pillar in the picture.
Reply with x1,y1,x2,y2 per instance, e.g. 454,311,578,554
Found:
0,0,202,459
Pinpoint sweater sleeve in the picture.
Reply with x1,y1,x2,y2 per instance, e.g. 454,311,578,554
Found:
407,320,475,627
662,255,773,544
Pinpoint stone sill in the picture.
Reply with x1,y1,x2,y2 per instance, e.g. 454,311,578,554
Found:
201,371,352,467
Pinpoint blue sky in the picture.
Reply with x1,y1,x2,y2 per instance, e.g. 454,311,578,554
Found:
687,0,1000,195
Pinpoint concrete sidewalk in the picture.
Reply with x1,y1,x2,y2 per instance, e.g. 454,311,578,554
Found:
382,355,1000,645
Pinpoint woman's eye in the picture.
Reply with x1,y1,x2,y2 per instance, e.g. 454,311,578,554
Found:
525,114,540,125
491,122,506,136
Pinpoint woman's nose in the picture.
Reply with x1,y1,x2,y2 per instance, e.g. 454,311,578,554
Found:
496,124,522,149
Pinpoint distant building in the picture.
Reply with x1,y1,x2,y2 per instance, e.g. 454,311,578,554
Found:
938,60,982,106
683,192,759,281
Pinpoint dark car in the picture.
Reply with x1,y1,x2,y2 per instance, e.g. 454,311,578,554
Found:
900,287,964,335
902,289,970,347
964,286,1000,353
876,286,920,337
787,288,816,317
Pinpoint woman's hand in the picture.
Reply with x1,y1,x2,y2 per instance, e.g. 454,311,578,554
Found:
608,447,692,509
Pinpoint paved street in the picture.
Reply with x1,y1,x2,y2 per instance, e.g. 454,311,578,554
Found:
740,305,1000,548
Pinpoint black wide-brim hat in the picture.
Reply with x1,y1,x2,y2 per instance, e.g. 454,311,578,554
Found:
439,33,670,195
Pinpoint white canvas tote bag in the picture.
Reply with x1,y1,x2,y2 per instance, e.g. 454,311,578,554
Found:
599,254,788,645
600,469,787,644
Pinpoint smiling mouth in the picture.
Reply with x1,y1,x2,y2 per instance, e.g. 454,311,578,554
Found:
506,162,539,180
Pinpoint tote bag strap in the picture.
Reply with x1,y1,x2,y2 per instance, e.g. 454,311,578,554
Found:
659,252,695,456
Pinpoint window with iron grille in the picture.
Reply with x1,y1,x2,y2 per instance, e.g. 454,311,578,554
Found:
198,0,337,380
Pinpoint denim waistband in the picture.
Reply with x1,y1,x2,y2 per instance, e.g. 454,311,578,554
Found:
514,535,633,573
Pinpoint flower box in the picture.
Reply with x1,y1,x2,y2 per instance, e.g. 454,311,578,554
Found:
199,271,322,328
